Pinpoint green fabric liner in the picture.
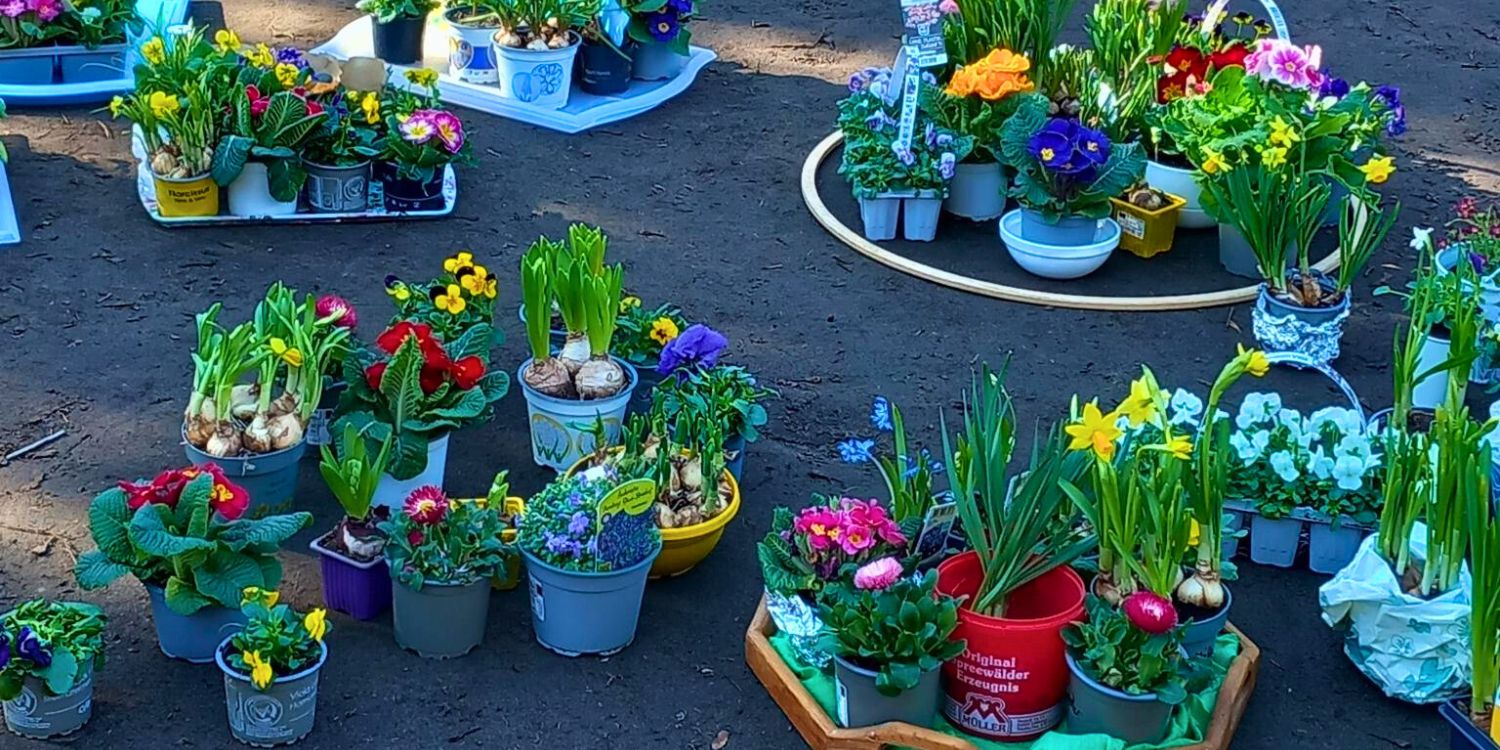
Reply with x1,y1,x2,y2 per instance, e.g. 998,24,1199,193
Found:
768,633,1241,750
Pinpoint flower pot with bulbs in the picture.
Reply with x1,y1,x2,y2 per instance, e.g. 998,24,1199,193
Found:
211,61,330,218
490,0,599,109
312,425,395,620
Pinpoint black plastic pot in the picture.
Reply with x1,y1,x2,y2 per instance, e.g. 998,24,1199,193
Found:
577,38,632,95
375,161,446,213
1440,699,1499,750
372,15,427,66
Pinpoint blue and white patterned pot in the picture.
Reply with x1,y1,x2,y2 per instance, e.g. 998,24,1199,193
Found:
493,32,580,110
445,10,499,84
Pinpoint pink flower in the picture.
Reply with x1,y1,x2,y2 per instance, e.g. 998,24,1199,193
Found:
838,523,876,555
1122,591,1179,634
938,0,959,14
407,529,425,546
403,485,450,526
399,111,438,144
854,557,903,591
1458,196,1478,220
27,0,58,21
429,111,465,154
315,294,357,329
0,0,23,17
1244,39,1322,90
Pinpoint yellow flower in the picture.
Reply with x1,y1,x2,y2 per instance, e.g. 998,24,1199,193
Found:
269,337,304,367
386,280,411,302
1039,146,1056,162
1267,116,1300,148
141,36,165,65
274,63,300,88
1163,434,1193,461
619,295,641,313
1200,147,1230,175
1188,518,1201,548
148,91,180,119
1260,145,1288,169
1065,401,1122,460
1237,344,1270,377
1115,373,1163,427
434,284,466,314
213,29,241,54
484,277,497,299
240,586,279,607
242,650,274,690
404,68,438,88
246,43,274,68
303,608,328,642
458,264,490,295
1360,155,1395,185
649,317,680,345
443,251,474,274
108,95,124,117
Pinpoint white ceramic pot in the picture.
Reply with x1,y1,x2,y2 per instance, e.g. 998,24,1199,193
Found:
1413,334,1452,410
858,195,901,241
445,10,499,83
227,162,298,217
492,32,579,110
372,433,450,509
999,209,1119,280
517,358,637,471
1145,159,1214,229
903,195,942,241
943,161,1006,221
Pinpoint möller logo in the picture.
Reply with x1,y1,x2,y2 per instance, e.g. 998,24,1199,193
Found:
959,693,1009,732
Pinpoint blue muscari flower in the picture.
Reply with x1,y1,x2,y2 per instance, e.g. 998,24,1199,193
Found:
870,396,894,432
838,438,876,464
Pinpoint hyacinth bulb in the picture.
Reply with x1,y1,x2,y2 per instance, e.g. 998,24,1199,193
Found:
1175,571,1225,610
185,397,217,448
1122,591,1179,635
576,356,626,399
558,333,590,375
524,357,575,398
205,423,243,458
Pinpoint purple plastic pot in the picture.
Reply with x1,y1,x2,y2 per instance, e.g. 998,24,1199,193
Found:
310,534,391,621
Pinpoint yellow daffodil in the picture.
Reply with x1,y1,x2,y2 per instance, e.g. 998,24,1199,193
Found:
360,91,381,124
649,317,680,345
1260,145,1288,169
240,586,279,607
141,36,165,65
242,650,274,689
404,68,438,87
274,63,300,88
459,264,490,295
443,251,474,274
303,608,328,642
213,29,241,54
1065,401,1122,460
1188,518,1201,548
1237,344,1270,377
1164,434,1193,461
148,91,180,119
269,337,304,367
434,284,466,314
1200,147,1230,175
1115,373,1163,427
1267,116,1301,148
246,43,274,69
1360,155,1395,185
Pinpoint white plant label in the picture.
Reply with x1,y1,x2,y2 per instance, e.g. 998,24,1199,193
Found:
896,66,922,151
530,578,546,622
899,0,947,68
835,678,849,726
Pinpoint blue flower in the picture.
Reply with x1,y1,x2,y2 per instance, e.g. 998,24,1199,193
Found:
870,396,894,432
567,510,590,535
838,438,876,464
1269,450,1299,483
0,630,8,669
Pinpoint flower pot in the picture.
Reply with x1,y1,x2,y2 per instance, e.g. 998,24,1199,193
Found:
858,195,901,241
1223,511,1245,560
1414,333,1453,411
444,9,499,83
375,161,446,213
577,37,633,95
391,577,491,659
1217,223,1265,279
154,172,221,218
1177,584,1231,658
0,50,55,85
1308,521,1366,575
1000,209,1119,280
493,32,580,110
1145,159,1213,228
944,161,1007,221
522,543,661,656
59,46,126,83
834,654,941,728
183,432,307,518
630,40,685,81
227,162,299,217
301,159,372,213
902,194,943,242
625,358,664,417
515,303,569,350
1436,244,1500,323
1110,193,1186,258
1440,699,1500,750
309,533,392,621
1252,277,1351,364
371,432,449,510
723,431,747,483
1,663,93,739
1249,514,1301,568
516,357,638,471
146,584,247,663
304,380,346,451
216,636,326,747
1064,652,1174,745
1019,209,1101,246
936,551,1086,741
372,14,427,65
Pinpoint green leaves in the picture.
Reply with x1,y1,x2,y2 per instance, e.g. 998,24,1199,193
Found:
381,337,425,429
818,570,966,698
87,488,133,560
74,551,132,590
165,575,215,616
218,513,312,551
129,504,216,558
40,648,79,696
211,135,254,186
195,549,269,607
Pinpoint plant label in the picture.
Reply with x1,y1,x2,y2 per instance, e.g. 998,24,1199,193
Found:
599,478,655,519
530,578,545,622
884,47,907,106
912,500,957,565
895,65,921,151
835,677,849,726
899,0,946,68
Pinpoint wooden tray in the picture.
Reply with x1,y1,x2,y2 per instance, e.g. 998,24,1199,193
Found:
744,596,1261,750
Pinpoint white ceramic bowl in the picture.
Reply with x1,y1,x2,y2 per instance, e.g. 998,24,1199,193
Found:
999,209,1120,280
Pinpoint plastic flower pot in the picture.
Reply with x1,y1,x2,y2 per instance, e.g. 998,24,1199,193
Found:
515,303,569,349
227,162,299,218
59,45,126,83
154,172,221,218
1064,652,1174,745
216,635,326,747
1176,584,1231,658
375,161,446,213
1,662,93,739
1436,244,1500,322
578,37,633,95
0,49,55,85
309,532,392,621
522,542,660,656
833,654,941,728
372,14,427,66
1308,521,1366,575
858,195,901,241
1414,332,1452,411
723,431,747,483
391,577,491,659
517,357,638,471
999,209,1120,281
1223,510,1245,560
146,584,248,663
1248,514,1301,568
304,379,346,452
301,159,372,213
903,193,943,242
630,40,685,80
1110,193,1186,259
1018,209,1101,246
1144,159,1213,228
493,32,580,110
625,358,664,417
1217,223,1265,279
444,9,499,83
944,161,1007,221
371,433,449,510
1440,699,1500,750
182,430,307,518
936,551,1086,741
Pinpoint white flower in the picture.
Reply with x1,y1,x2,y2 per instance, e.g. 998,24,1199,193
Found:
1168,388,1204,426
1332,454,1366,490
1236,392,1282,430
1232,430,1270,465
1270,450,1299,483
1410,226,1434,252
1308,447,1336,480
1336,433,1372,459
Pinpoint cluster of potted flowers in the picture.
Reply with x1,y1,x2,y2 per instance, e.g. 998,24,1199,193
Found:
112,23,473,219
0,0,135,85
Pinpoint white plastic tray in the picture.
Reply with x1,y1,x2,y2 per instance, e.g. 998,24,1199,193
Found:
0,159,19,244
0,0,190,106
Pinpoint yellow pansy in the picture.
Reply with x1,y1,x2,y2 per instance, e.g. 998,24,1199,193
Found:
243,650,274,689
1360,155,1395,185
1065,401,1122,460
303,608,328,642
269,337,304,367
141,36,165,65
404,68,438,88
1260,145,1288,169
483,276,497,299
1200,147,1230,175
240,586,279,607
361,91,380,124
434,284,466,315
1267,116,1300,148
619,295,641,313
443,251,474,274
274,63,300,88
649,317,680,345
1237,344,1270,377
459,264,490,295
148,91,180,119
386,280,411,302
213,29,241,54
246,43,274,68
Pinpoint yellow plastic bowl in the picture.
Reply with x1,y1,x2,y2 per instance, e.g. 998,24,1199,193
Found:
563,452,742,578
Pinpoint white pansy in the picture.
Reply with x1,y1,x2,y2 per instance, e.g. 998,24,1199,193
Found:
1410,226,1434,252
1169,388,1204,426
1332,454,1366,491
1308,446,1336,480
1269,450,1299,483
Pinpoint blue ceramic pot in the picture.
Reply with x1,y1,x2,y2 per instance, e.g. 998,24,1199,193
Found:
1018,210,1100,246
724,432,746,483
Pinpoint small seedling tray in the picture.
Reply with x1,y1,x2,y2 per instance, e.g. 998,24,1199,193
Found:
744,596,1261,750
132,163,457,226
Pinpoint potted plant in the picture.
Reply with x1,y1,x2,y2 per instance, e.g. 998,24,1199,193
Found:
358,0,437,64
1442,473,1500,749
1435,196,1500,320
1110,185,1186,258
371,71,474,211
623,0,692,80
491,0,600,109
312,424,394,620
518,470,662,656
444,0,502,83
651,330,774,481
73,468,311,663
216,590,329,746
1062,593,1194,744
998,93,1143,278
0,600,106,740
819,567,965,728
612,298,686,415
384,251,500,348
300,61,386,213
577,18,632,94
924,47,1035,221
1384,230,1485,411
835,394,948,537
518,226,638,470
212,56,328,217
0,0,136,84
380,483,508,658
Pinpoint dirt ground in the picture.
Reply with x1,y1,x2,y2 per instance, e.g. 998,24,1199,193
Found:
0,0,1496,747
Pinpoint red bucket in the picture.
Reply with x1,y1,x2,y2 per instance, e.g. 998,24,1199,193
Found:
936,551,1086,742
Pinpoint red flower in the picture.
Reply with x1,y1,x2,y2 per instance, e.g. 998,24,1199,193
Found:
196,463,250,521
419,364,446,395
1210,44,1248,71
119,468,192,510
375,322,427,354
1164,46,1208,79
305,99,324,116
449,356,486,391
403,486,449,526
407,529,425,546
1122,591,1179,634
364,362,388,391
246,85,269,117
315,294,357,329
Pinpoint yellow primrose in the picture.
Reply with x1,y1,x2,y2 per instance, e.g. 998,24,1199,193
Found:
1065,401,1122,460
141,36,165,65
1200,147,1230,175
360,92,381,125
1260,145,1288,169
443,251,474,274
148,91,180,119
214,29,241,54
404,68,438,88
434,284,466,315
1237,344,1270,377
240,586,279,607
1267,116,1301,148
243,650,274,689
274,63,301,88
269,337,304,367
649,317,680,345
246,43,274,68
1360,155,1395,185
303,608,328,642
458,264,490,295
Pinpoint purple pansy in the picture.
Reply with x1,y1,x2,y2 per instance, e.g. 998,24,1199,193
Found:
891,142,916,167
0,0,24,17
15,627,50,668
0,630,9,669
567,511,590,535
1317,75,1349,100
657,324,728,375
939,152,956,180
666,0,693,13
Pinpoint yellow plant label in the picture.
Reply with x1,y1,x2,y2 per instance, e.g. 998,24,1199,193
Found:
599,478,655,518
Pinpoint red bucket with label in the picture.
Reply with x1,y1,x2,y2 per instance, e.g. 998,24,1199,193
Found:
936,551,1086,742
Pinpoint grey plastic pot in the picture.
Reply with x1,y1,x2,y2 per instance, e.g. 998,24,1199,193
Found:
858,196,901,241
1,663,93,739
1019,210,1099,246
147,584,247,663
1065,652,1174,745
182,428,308,518
522,544,659,657
217,636,326,747
902,195,943,242
1223,511,1245,561
391,577,491,659
832,655,940,728
1308,521,1366,575
301,159,372,213
1177,584,1232,658
1249,515,1302,567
